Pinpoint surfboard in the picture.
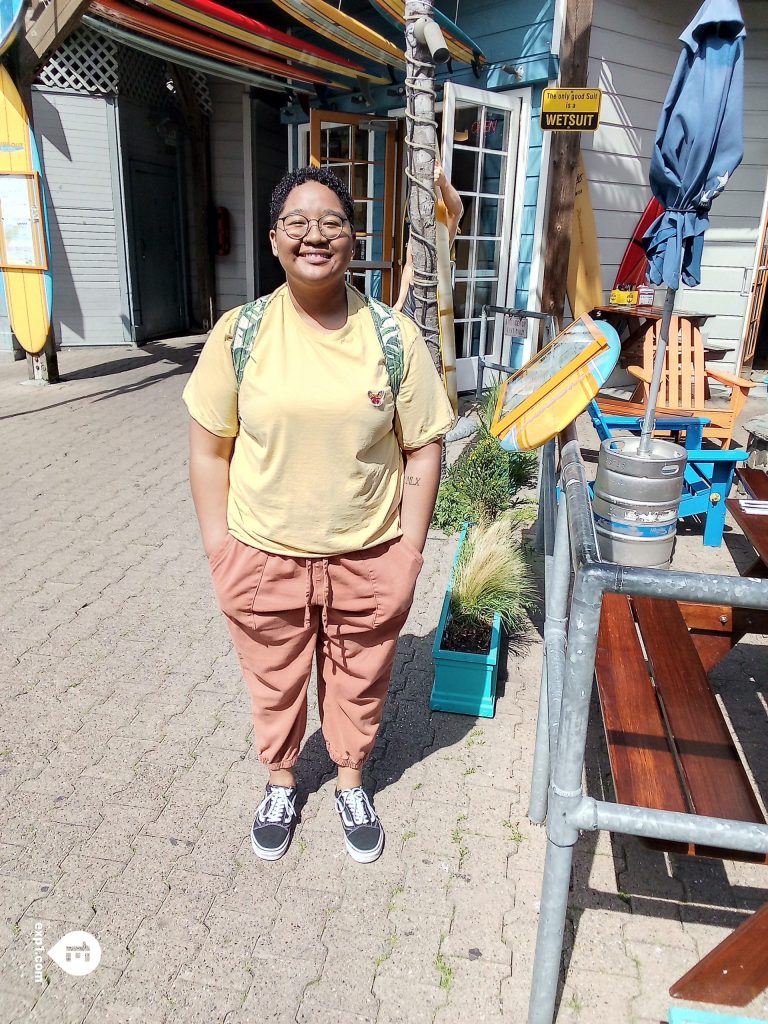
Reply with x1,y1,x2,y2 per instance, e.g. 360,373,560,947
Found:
0,0,25,56
91,0,334,88
0,65,53,355
492,316,620,452
366,0,484,65
566,153,603,319
613,196,664,287
138,0,377,80
272,0,405,71
436,199,458,415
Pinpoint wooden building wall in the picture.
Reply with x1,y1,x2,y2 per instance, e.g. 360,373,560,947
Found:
582,0,768,369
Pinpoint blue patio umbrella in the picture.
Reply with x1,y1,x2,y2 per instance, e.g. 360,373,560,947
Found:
638,0,745,451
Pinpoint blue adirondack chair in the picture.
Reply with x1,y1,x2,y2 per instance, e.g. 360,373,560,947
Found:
588,400,747,548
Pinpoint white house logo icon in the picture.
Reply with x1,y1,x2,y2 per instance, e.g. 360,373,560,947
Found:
47,932,102,976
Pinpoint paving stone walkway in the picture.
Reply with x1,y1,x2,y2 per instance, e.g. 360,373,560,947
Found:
0,339,765,1024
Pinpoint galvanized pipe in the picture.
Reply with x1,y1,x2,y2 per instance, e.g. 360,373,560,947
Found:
570,798,768,855
529,426,768,1024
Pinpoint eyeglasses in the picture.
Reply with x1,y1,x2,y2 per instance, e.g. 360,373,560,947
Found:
277,214,349,241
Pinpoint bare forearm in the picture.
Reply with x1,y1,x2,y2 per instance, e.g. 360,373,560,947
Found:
437,176,464,239
400,440,442,552
188,420,234,556
190,454,231,555
393,245,413,311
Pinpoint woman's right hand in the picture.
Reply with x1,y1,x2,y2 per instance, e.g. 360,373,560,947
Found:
204,529,230,560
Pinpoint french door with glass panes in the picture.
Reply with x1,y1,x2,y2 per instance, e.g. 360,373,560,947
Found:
305,111,397,302
441,83,529,392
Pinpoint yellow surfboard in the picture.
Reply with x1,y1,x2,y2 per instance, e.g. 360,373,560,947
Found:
0,65,53,355
566,153,603,319
271,0,405,70
436,199,458,414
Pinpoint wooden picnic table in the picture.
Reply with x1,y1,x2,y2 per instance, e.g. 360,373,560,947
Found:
590,304,712,367
727,495,768,572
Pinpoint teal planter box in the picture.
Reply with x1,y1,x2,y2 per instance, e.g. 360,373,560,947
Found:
668,1011,766,1024
430,525,502,718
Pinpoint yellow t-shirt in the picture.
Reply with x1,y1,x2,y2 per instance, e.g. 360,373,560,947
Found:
182,284,455,557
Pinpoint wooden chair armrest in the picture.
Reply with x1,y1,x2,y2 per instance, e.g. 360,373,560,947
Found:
627,364,652,383
706,367,756,391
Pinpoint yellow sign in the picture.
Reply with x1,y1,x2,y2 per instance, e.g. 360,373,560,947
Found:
541,88,602,132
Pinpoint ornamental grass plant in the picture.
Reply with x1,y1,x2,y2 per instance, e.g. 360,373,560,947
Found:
443,514,536,654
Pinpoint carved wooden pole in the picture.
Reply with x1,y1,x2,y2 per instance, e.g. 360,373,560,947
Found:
404,0,439,370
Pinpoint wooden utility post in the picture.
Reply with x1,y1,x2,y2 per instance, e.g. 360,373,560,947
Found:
404,0,439,370
15,0,91,85
540,0,594,331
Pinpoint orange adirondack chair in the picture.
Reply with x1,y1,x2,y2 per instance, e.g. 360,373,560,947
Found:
596,315,755,447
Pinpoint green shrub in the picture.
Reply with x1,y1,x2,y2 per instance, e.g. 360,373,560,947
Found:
432,434,537,535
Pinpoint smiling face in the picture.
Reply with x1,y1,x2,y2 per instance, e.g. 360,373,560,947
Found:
269,180,355,293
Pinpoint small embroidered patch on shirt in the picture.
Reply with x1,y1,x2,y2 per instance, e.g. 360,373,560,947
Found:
368,390,386,406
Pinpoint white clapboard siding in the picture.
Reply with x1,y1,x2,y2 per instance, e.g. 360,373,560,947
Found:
583,0,768,370
32,89,129,346
209,79,247,315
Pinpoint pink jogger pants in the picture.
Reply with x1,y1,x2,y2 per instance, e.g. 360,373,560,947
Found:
207,533,424,769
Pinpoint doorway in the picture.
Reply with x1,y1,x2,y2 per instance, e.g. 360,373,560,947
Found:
303,112,398,303
129,159,185,341
441,84,530,392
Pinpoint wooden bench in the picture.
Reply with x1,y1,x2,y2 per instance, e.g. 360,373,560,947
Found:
595,592,768,1005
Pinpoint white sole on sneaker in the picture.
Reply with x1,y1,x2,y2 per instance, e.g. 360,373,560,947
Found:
251,830,291,861
344,830,384,864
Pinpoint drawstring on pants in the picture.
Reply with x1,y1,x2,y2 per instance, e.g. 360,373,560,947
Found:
303,557,331,629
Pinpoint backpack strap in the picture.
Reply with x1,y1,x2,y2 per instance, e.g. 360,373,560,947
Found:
231,286,405,402
360,291,405,402
231,292,275,390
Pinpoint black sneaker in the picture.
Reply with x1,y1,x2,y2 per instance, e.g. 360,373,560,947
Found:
335,787,384,863
251,784,297,861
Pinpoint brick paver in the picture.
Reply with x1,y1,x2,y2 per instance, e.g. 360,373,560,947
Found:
0,341,766,1023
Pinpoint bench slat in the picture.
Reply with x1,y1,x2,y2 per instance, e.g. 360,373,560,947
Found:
595,594,687,813
633,597,765,825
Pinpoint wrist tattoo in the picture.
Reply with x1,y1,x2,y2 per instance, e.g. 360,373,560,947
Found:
405,474,421,487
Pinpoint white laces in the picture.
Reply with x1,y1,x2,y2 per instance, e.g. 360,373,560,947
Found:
337,787,376,826
259,786,296,824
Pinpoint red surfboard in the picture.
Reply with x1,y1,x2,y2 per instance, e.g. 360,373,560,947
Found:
613,197,663,287
135,0,373,79
91,0,333,86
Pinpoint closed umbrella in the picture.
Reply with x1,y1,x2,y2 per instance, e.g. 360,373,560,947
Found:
639,0,745,452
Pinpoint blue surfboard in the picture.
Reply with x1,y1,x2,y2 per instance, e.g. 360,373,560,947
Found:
0,0,25,55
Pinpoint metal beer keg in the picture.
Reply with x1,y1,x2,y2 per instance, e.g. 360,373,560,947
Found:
593,436,687,568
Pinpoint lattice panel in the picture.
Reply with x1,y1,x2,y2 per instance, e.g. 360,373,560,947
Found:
37,26,119,93
188,70,212,118
36,26,211,118
118,45,171,108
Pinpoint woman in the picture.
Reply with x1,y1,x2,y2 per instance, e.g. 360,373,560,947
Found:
183,166,454,864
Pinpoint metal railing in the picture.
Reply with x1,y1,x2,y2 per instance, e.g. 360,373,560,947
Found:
527,422,768,1024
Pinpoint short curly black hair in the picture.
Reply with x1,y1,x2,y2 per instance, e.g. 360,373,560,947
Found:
269,166,355,230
